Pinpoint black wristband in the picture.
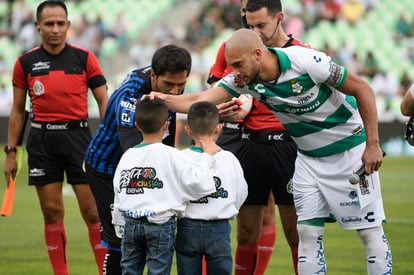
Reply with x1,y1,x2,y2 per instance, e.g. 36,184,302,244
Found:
4,145,17,154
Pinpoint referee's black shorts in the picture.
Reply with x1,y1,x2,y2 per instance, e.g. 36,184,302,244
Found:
216,121,243,153
27,121,91,186
235,130,297,206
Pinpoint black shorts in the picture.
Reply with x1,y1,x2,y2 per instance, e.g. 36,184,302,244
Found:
26,125,91,185
85,162,121,250
235,130,297,205
216,122,243,153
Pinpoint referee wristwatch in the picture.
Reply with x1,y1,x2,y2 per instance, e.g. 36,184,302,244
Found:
4,145,17,155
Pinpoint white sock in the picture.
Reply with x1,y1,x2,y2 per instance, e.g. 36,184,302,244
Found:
357,226,392,275
297,223,326,275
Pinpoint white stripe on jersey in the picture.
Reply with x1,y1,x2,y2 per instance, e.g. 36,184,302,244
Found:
218,46,366,157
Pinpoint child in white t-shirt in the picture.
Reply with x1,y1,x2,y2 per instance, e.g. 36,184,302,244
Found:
112,98,218,274
175,101,248,275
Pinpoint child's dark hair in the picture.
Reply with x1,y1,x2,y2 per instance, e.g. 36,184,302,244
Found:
187,101,219,135
135,98,168,133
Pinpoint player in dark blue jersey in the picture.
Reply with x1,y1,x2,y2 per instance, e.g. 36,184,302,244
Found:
84,44,192,275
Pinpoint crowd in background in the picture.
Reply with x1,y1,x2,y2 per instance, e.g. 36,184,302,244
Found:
1,0,414,124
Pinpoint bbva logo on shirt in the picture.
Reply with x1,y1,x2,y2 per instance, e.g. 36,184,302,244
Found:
118,167,163,195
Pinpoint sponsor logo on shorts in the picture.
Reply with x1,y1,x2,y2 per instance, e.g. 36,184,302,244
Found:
341,216,362,223
224,122,241,130
348,190,358,199
339,200,359,207
269,133,285,141
340,191,359,207
46,123,68,130
364,211,376,223
29,168,46,177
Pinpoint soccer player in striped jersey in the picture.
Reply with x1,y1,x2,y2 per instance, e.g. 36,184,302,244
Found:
149,29,392,275
207,1,312,273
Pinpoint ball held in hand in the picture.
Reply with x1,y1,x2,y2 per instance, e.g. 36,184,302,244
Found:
231,94,253,121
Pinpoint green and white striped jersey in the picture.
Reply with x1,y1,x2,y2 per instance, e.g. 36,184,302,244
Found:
218,46,366,157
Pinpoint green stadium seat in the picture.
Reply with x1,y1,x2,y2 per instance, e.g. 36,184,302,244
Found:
303,0,414,87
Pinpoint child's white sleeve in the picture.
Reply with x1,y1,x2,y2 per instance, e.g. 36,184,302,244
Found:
179,152,217,201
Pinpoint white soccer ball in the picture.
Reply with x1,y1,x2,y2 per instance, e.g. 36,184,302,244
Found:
231,94,253,121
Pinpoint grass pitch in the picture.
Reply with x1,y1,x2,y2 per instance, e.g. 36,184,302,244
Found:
0,151,413,274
